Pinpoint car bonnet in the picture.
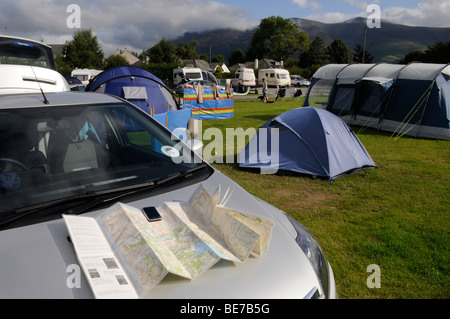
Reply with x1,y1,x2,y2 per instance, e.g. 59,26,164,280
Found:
0,170,320,299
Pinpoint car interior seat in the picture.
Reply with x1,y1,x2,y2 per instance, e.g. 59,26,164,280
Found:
44,119,109,174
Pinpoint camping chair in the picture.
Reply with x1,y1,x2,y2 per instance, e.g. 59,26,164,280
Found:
275,88,286,101
292,88,303,101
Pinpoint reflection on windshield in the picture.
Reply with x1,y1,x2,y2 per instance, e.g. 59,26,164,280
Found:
0,102,205,214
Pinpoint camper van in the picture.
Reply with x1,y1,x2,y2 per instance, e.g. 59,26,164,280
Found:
258,68,291,87
71,68,103,85
0,35,56,70
231,68,256,93
0,35,69,94
0,64,69,94
173,67,203,86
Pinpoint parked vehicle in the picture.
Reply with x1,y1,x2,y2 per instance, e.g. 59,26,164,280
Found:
258,68,291,87
175,79,225,95
71,68,103,86
0,91,337,299
65,76,86,91
231,68,256,93
0,35,56,70
291,75,311,87
201,70,218,85
173,67,203,86
0,64,69,94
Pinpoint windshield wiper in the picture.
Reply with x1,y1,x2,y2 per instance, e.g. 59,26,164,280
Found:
0,163,210,229
155,163,209,185
0,180,156,229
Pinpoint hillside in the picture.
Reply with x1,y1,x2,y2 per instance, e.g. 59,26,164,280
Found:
171,17,450,63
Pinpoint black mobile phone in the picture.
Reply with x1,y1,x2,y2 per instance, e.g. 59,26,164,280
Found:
142,206,162,222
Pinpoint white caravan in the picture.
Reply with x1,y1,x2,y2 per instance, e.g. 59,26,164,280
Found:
231,68,256,93
173,67,203,86
71,68,103,85
258,68,291,87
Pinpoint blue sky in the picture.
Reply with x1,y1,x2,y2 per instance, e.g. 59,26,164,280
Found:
0,0,448,55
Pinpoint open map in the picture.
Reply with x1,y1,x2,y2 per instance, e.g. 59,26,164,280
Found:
64,184,274,298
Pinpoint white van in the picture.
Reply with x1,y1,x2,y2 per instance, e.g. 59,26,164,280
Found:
0,64,69,94
71,68,103,85
258,68,291,87
231,68,256,93
173,67,203,86
0,35,56,70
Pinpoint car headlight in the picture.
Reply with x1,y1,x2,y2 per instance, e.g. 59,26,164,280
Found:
285,214,330,299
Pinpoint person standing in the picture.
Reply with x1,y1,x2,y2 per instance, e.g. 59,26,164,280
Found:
262,78,268,103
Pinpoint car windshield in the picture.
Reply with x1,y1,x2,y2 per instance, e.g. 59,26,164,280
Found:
0,100,209,217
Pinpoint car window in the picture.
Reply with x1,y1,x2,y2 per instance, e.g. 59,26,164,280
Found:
0,36,56,70
0,101,210,220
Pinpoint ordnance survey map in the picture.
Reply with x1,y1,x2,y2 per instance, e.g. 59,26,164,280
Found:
64,184,274,298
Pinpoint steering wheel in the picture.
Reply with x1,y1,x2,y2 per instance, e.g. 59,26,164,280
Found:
0,157,28,172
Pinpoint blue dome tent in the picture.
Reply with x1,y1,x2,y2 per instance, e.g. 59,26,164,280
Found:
238,107,377,181
86,66,180,115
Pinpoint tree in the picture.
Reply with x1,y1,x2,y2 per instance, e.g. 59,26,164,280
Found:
175,40,199,60
352,44,374,63
401,41,450,64
328,39,352,64
104,54,129,70
148,39,177,64
211,54,225,63
299,36,329,67
63,29,104,69
228,48,246,66
55,54,72,77
246,16,309,61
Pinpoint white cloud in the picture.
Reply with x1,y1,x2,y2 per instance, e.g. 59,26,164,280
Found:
0,0,257,55
292,0,322,11
342,0,373,11
305,11,358,24
306,0,450,27
292,0,308,8
382,0,450,27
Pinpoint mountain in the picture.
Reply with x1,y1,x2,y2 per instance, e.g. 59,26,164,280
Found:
171,17,450,63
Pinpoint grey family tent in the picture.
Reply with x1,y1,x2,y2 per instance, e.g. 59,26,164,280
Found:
238,107,377,181
86,66,179,115
305,63,450,140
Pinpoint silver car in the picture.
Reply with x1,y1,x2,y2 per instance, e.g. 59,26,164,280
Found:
0,91,336,300
291,76,311,87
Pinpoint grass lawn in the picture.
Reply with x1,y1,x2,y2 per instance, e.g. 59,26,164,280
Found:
200,96,449,299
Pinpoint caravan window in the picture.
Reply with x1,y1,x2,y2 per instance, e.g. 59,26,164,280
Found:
185,72,201,79
277,73,289,79
74,75,89,82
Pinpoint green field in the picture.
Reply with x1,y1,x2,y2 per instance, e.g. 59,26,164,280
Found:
201,96,449,299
